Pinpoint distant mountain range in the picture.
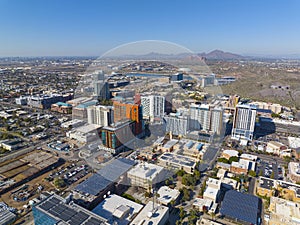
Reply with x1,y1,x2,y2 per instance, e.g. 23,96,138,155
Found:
197,50,244,60
103,50,245,60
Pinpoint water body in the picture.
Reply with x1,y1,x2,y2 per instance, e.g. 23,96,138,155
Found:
125,73,193,80
125,73,168,78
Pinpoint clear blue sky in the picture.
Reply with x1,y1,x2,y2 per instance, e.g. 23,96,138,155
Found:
0,0,300,56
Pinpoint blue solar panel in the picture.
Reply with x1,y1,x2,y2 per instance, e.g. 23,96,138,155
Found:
75,158,135,196
185,141,194,149
196,143,203,150
220,190,261,225
97,158,135,182
75,173,111,196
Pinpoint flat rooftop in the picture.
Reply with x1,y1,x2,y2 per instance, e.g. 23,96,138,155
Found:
128,163,164,179
73,124,101,134
34,194,107,225
75,158,135,196
220,190,261,225
130,201,169,225
157,186,180,205
270,197,300,225
163,139,178,149
92,194,143,225
159,152,197,168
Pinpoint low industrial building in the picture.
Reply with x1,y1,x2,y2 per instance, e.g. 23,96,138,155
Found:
206,178,222,190
157,186,180,206
269,197,300,225
27,93,73,109
220,190,262,225
66,124,101,144
0,138,23,151
181,140,206,159
222,149,239,160
73,158,135,208
221,177,239,190
92,194,143,225
61,119,85,129
127,163,166,189
158,152,198,174
130,201,169,225
240,153,257,162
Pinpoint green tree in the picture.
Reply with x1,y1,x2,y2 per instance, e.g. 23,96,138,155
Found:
176,169,186,177
248,170,256,177
229,156,239,164
170,199,176,207
271,113,280,118
179,207,186,219
53,178,65,188
182,187,191,201
188,209,198,224
194,170,201,180
182,174,196,187
217,157,229,164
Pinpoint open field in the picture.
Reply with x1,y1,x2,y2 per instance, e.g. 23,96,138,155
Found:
214,63,300,109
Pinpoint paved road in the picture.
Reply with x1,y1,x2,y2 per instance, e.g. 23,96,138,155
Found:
248,177,256,194
201,144,222,171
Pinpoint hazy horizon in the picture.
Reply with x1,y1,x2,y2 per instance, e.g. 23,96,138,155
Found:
1,0,300,57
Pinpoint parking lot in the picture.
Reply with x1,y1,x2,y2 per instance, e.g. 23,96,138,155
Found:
46,162,91,185
256,160,283,180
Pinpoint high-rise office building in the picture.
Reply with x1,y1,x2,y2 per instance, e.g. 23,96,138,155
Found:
210,107,223,135
189,103,224,135
87,105,114,127
232,104,257,141
92,70,110,100
93,81,110,100
100,120,136,154
113,101,142,123
113,101,143,135
93,70,105,81
164,113,189,136
141,95,165,122
189,104,211,131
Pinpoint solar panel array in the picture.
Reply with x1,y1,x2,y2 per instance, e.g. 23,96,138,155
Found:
75,173,111,196
75,158,135,196
37,195,106,225
98,158,135,182
220,190,260,225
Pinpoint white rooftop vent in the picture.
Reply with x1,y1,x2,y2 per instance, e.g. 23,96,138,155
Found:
147,211,153,218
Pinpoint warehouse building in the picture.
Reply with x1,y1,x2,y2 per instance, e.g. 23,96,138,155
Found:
220,190,262,225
